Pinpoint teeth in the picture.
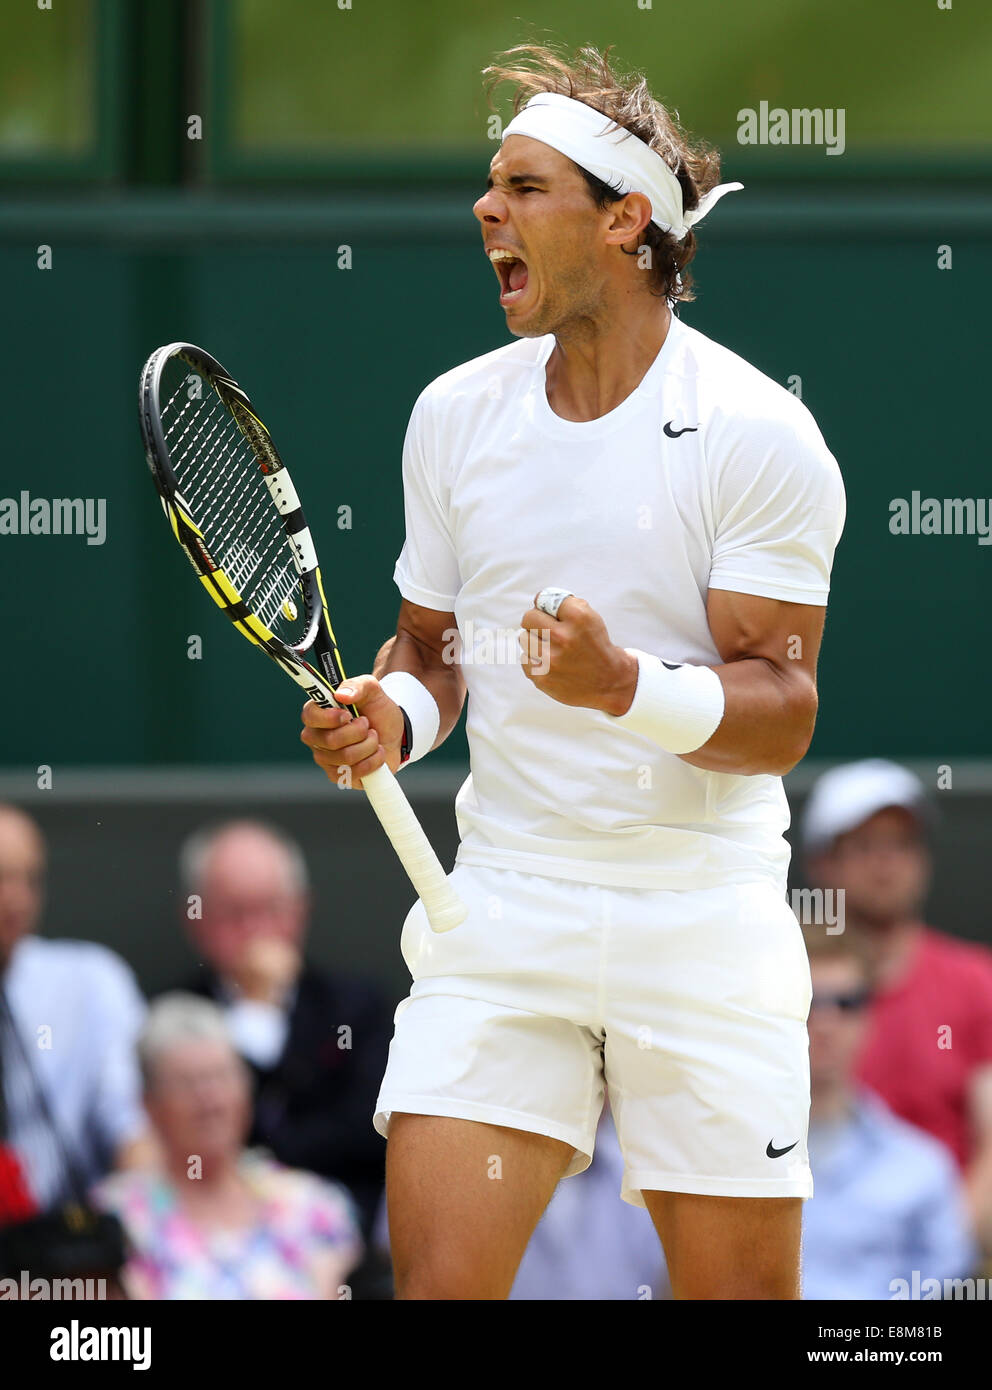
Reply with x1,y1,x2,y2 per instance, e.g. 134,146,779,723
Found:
488,248,520,262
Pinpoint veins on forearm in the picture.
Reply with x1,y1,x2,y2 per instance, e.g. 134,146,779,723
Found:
679,657,816,777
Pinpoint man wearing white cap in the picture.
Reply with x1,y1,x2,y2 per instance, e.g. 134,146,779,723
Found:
802,759,992,1257
301,43,846,1298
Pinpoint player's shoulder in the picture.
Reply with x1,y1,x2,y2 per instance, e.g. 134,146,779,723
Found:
672,319,844,503
675,317,828,449
412,336,548,415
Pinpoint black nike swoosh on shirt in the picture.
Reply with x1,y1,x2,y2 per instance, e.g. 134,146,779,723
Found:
766,1140,799,1159
663,422,699,438
661,661,683,671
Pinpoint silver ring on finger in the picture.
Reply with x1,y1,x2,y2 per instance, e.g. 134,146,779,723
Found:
535,587,573,620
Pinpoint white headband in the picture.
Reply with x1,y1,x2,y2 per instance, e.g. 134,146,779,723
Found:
501,92,742,241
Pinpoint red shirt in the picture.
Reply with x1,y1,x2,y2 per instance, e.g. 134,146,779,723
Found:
855,925,992,1168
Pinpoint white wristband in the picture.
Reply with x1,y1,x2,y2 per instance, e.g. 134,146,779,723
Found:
609,649,725,754
378,670,441,766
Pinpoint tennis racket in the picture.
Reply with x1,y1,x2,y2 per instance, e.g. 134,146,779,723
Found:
138,341,467,933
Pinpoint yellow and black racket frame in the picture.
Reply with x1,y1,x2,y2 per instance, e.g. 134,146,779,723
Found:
138,342,358,719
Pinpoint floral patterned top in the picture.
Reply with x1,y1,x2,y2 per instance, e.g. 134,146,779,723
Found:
93,1150,363,1300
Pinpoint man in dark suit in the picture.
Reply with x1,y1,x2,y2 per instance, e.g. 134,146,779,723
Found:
174,820,392,1239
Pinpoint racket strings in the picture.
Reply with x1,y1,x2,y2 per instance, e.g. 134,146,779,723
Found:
167,387,254,521
159,368,306,643
170,398,267,551
186,410,269,546
251,553,305,631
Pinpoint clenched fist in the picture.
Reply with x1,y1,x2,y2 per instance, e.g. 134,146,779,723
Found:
518,592,638,716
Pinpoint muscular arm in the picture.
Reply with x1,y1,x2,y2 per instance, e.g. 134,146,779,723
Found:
520,588,827,779
373,599,467,749
677,590,825,777
301,600,465,786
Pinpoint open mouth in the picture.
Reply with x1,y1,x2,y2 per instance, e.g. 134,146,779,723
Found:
488,248,529,306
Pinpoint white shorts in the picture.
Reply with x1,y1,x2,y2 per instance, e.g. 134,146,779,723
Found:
374,863,814,1206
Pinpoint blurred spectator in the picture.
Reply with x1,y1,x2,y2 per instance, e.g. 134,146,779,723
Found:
802,760,992,1255
800,921,977,1298
173,820,392,1235
373,1098,666,1300
0,804,149,1219
93,993,362,1299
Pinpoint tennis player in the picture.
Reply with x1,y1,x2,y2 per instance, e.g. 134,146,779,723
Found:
301,44,846,1300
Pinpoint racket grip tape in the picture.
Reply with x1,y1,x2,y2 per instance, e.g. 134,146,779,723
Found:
361,764,468,933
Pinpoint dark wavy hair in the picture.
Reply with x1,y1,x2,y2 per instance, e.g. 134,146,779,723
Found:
483,42,725,303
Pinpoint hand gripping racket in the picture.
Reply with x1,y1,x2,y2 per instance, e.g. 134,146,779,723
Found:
138,342,467,933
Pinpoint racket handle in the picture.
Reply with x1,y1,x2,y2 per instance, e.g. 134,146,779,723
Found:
361,764,468,933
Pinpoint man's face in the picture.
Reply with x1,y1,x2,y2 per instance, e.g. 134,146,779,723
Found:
144,1039,251,1161
473,135,618,338
808,956,872,1092
189,829,307,979
0,809,45,967
810,806,930,928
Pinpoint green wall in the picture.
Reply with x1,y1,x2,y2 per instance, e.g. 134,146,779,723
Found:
1,185,990,768
3,0,990,772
